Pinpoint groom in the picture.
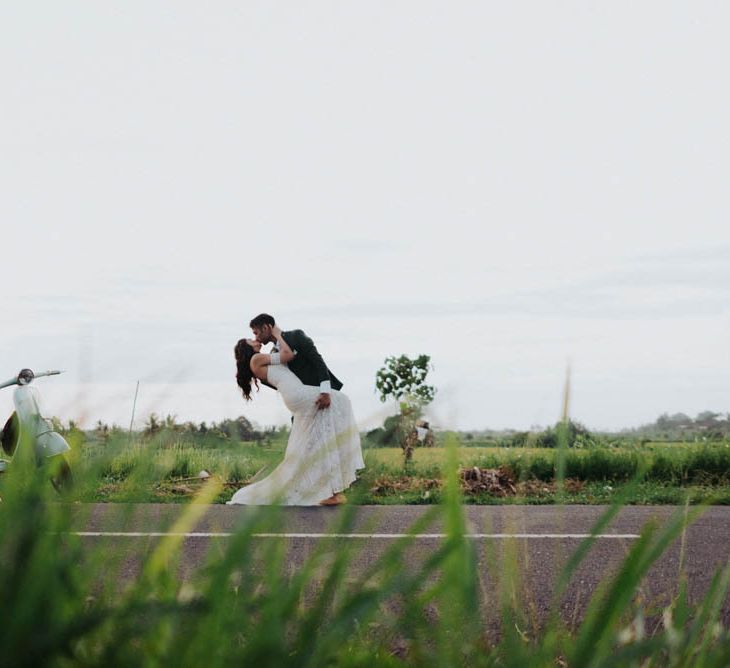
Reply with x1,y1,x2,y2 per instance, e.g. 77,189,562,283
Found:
249,313,342,410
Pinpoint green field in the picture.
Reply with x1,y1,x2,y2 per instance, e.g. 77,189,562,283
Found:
66,436,730,505
366,444,730,481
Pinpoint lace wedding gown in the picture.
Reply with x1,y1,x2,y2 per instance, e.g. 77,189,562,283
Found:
228,364,365,505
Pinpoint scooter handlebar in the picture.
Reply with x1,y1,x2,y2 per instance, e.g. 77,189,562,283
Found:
33,370,64,379
0,370,64,389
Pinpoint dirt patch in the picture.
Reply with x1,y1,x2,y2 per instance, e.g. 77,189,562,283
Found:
369,476,441,495
369,469,586,499
155,475,245,499
369,468,518,497
460,466,517,496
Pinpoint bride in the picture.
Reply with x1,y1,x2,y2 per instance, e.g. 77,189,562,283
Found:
228,326,364,506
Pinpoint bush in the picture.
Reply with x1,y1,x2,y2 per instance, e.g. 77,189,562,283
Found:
683,446,730,484
565,448,639,482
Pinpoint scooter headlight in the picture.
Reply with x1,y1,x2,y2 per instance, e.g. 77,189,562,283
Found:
17,369,34,385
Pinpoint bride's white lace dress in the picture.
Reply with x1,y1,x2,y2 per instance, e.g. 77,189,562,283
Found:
228,364,365,505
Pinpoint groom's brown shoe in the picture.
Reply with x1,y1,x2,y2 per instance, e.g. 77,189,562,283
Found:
319,492,347,506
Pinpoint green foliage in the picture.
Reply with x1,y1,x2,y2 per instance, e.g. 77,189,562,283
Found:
136,414,277,446
216,416,262,441
65,435,286,502
374,355,436,466
503,420,594,448
62,436,730,504
362,443,730,489
364,414,402,447
375,354,436,406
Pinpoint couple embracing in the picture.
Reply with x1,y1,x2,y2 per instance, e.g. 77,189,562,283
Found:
228,314,364,506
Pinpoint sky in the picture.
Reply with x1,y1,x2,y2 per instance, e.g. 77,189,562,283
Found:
1,2,728,433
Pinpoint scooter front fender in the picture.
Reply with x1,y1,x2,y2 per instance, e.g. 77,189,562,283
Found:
36,430,71,458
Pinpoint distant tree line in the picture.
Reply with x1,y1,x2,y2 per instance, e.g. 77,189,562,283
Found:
619,411,730,441
140,413,273,441
458,411,730,447
502,420,594,448
367,419,598,449
50,414,284,446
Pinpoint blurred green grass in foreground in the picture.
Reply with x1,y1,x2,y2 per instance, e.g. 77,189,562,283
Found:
2,433,730,666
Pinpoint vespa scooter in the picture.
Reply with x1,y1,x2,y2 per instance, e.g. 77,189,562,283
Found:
0,368,73,492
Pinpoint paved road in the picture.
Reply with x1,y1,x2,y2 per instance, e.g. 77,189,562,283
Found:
68,504,730,626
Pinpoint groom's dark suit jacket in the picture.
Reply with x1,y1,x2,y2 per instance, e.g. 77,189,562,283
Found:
281,329,343,391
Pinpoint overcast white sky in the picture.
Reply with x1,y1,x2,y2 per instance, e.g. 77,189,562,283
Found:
1,2,728,432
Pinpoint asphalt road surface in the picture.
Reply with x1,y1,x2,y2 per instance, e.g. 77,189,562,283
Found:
67,504,730,626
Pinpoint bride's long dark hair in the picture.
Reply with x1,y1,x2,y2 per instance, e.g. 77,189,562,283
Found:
234,339,259,401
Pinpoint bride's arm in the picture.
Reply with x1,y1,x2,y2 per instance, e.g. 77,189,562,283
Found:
272,326,296,363
249,348,291,375
248,328,295,376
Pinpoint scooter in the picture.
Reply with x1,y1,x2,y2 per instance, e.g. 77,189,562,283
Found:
0,368,73,492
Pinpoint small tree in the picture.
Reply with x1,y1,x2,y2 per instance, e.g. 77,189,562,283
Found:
375,355,436,406
375,355,436,464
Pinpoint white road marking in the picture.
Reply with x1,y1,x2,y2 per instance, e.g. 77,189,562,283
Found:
72,531,640,539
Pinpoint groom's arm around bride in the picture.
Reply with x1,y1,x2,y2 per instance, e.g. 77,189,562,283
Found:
282,329,343,410
250,314,342,410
